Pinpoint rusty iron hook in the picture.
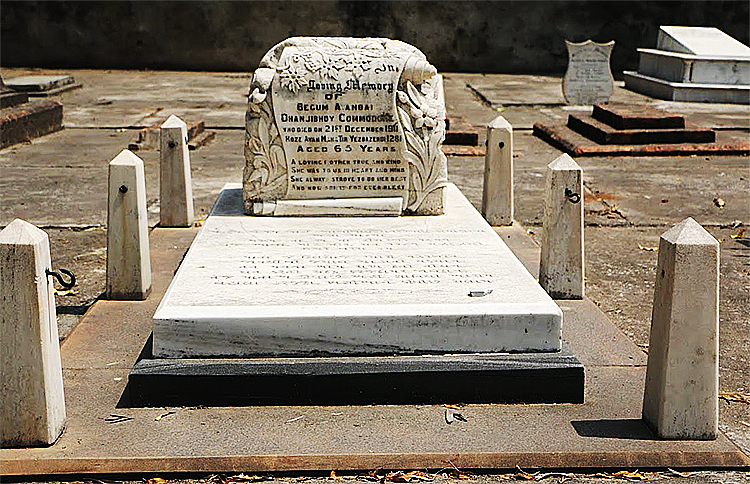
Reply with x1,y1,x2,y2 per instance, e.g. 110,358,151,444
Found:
564,188,581,204
46,268,76,290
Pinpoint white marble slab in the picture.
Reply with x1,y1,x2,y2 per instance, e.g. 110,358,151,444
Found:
657,26,750,58
636,49,749,85
623,71,750,104
152,183,562,357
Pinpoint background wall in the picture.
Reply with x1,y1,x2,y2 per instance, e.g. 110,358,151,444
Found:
2,1,748,75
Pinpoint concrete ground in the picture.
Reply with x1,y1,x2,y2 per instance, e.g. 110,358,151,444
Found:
0,68,748,481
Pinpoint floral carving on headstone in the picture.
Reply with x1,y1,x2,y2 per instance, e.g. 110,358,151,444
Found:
245,68,287,199
396,78,448,212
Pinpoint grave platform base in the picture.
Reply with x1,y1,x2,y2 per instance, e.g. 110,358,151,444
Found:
533,122,750,157
124,342,584,407
0,99,63,149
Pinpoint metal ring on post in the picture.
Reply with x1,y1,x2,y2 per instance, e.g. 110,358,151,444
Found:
46,268,76,290
564,187,581,204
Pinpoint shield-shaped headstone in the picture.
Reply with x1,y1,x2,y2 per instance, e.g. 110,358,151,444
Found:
562,40,615,105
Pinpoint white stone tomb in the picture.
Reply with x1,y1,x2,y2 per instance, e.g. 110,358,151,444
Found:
624,26,750,104
152,183,562,357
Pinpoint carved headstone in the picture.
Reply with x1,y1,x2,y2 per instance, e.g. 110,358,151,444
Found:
562,40,615,105
244,37,448,215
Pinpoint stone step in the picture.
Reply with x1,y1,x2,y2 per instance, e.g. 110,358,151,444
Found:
624,70,750,104
567,114,715,145
444,114,479,146
126,349,584,406
129,118,209,151
0,99,63,149
187,129,216,151
592,103,685,130
533,120,750,157
636,48,750,86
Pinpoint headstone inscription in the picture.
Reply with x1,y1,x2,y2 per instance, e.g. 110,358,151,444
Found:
562,40,615,105
243,37,448,215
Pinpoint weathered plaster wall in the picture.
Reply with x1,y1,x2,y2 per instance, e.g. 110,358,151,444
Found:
2,1,748,74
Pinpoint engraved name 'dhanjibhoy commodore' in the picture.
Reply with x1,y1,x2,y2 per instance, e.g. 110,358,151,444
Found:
243,37,448,215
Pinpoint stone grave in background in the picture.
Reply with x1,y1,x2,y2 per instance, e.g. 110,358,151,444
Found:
562,40,615,105
624,26,750,104
533,102,750,156
127,37,583,406
128,117,215,152
4,75,82,97
0,75,63,149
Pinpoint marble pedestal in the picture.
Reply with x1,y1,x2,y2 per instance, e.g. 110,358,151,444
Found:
135,183,582,405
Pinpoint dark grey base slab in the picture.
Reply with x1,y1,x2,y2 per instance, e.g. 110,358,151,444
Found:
124,341,584,407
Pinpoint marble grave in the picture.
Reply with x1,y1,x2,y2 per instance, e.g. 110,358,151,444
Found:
131,38,583,406
624,26,750,104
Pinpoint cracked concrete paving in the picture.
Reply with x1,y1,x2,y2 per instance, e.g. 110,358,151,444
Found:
0,68,748,480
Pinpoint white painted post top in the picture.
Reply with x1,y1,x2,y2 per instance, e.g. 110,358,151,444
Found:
161,114,187,129
110,149,144,167
661,217,719,247
548,152,581,171
0,218,45,245
488,116,513,130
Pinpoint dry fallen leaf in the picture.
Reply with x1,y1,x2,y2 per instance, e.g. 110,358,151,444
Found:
447,469,471,480
613,470,647,480
713,197,726,209
730,228,745,239
146,479,166,484
593,470,647,481
154,410,175,421
514,466,538,480
667,468,696,478
384,471,432,482
54,288,78,296
226,474,264,483
719,390,750,404
637,244,658,252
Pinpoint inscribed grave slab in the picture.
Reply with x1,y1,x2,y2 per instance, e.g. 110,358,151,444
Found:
152,183,562,357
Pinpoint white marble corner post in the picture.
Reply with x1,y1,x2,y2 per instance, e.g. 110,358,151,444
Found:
159,115,194,227
481,116,514,226
539,153,584,299
1,219,66,447
107,150,152,300
643,217,719,440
